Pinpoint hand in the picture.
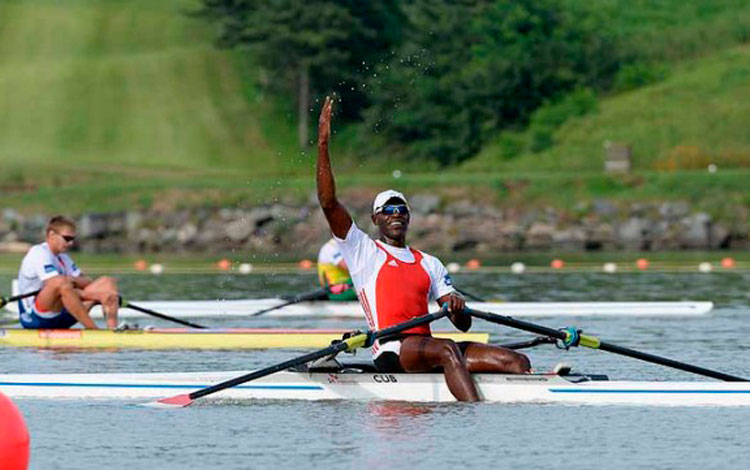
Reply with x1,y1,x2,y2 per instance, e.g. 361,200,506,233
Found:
444,291,465,314
318,96,333,145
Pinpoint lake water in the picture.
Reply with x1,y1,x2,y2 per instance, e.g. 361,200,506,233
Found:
2,271,750,470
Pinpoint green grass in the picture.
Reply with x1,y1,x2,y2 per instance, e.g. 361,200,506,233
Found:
2,0,750,215
0,0,305,189
468,47,750,174
1,251,749,275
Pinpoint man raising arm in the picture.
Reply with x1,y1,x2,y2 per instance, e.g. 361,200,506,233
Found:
317,97,530,402
17,216,120,330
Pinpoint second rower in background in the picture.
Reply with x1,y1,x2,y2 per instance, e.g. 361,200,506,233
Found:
16,215,120,330
317,238,357,301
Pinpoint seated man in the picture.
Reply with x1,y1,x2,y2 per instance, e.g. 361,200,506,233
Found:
17,215,119,329
317,238,357,301
316,97,530,402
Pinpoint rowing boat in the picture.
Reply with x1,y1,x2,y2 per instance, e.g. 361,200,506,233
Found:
2,366,748,406
0,328,487,350
2,299,714,319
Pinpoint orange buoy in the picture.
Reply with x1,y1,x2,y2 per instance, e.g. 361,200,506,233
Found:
721,257,736,269
133,259,148,271
550,259,565,269
298,259,314,270
0,392,30,470
216,258,232,271
636,258,649,270
465,259,481,270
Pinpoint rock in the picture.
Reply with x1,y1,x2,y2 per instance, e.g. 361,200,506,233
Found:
616,217,650,250
708,222,730,249
525,222,556,249
445,200,479,217
679,213,712,249
659,201,690,220
408,194,440,215
552,226,587,250
592,200,618,218
225,217,253,242
247,207,274,229
176,223,198,245
125,211,142,236
79,213,110,239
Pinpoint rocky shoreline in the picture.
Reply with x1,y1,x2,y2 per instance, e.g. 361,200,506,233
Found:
1,193,747,255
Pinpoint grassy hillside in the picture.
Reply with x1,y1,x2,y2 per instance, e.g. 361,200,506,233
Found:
2,0,750,215
0,0,301,187
467,46,750,173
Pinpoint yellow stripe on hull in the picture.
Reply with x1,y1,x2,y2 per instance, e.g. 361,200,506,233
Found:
0,328,489,350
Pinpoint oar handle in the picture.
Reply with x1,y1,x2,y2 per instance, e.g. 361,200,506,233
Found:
120,297,208,329
467,308,748,382
187,308,450,401
0,289,41,309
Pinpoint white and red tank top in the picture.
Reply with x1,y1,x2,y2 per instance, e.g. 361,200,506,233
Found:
334,223,454,358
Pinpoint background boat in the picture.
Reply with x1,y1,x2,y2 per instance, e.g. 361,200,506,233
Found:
0,328,488,350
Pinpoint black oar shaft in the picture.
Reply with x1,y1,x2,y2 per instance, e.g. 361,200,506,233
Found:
250,288,329,317
188,308,449,401
120,299,207,329
191,340,348,399
455,288,485,302
499,336,555,350
470,309,563,339
596,341,745,382
0,289,41,308
468,308,747,382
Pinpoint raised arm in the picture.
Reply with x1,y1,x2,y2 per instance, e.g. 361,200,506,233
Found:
317,96,352,239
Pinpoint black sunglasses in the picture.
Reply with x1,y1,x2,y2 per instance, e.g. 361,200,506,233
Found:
54,230,76,243
379,204,409,215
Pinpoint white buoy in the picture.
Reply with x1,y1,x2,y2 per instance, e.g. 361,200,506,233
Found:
446,262,461,273
510,262,526,274
698,262,713,273
239,263,253,274
149,263,164,275
602,262,618,273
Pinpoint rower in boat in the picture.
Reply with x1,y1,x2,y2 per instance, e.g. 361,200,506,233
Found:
316,96,530,402
317,238,357,301
16,215,120,330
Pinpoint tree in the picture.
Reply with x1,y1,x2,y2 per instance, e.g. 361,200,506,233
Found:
362,0,619,165
200,0,403,147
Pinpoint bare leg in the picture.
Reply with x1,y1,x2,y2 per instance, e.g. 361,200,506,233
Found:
462,342,531,374
35,276,98,329
398,336,480,402
80,277,119,329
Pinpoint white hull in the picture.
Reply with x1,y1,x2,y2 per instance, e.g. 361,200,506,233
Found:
1,370,748,406
3,299,714,319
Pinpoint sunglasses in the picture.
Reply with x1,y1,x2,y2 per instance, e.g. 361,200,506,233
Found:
54,230,76,243
378,204,409,215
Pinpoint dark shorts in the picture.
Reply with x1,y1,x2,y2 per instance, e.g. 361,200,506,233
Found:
373,335,472,373
374,351,404,373
18,300,78,329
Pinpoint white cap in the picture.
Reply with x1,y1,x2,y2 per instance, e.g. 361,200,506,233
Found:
372,189,409,214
